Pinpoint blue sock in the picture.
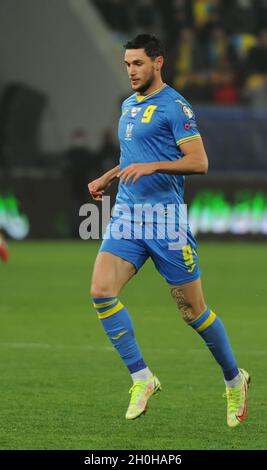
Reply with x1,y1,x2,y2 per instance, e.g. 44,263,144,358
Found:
92,296,147,373
189,307,239,381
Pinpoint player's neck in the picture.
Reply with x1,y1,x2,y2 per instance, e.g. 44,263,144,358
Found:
138,79,165,96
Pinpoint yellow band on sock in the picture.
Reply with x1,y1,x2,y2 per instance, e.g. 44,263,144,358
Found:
93,299,117,309
196,311,216,332
97,301,124,319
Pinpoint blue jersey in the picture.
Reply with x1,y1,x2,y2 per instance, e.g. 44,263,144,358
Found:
100,84,202,284
116,84,201,214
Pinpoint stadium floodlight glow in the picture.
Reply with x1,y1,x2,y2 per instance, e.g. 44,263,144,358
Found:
0,194,30,240
189,190,267,235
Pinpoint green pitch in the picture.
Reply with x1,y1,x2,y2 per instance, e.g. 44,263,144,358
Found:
1,241,266,450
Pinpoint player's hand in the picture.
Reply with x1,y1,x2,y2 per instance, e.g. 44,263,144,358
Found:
117,163,157,185
88,177,112,201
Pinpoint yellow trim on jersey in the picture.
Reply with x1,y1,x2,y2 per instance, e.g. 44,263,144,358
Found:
122,107,129,117
93,299,117,309
97,301,124,319
136,83,167,103
175,99,187,106
176,134,201,146
196,311,216,332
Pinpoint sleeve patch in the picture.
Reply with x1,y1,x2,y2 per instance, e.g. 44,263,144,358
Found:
182,105,194,119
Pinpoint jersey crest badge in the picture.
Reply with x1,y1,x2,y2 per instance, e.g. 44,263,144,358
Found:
131,107,142,117
125,123,134,140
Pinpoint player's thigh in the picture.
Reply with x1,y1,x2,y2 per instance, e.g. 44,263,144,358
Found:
146,234,206,320
90,251,136,297
169,277,206,321
149,236,201,288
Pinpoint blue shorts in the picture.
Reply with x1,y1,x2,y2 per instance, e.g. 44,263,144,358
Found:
99,218,201,285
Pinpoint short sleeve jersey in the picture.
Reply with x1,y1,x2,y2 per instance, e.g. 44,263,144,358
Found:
116,84,201,211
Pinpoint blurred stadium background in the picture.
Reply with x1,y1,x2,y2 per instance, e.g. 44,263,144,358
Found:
1,0,267,451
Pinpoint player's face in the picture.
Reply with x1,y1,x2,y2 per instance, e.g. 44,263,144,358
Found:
124,49,160,94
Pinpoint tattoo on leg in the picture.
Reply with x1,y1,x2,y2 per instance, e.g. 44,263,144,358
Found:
170,285,194,323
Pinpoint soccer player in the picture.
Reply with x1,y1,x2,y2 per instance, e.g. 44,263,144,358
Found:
0,231,9,262
88,34,250,427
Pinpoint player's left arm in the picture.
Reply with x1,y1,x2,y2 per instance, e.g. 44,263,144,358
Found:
154,137,208,175
117,137,208,184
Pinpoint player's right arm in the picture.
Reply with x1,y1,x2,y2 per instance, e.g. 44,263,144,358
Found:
88,165,120,201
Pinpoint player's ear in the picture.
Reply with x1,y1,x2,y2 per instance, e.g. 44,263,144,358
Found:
155,56,164,70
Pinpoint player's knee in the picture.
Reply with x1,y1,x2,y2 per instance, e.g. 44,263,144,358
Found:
90,282,115,299
179,302,195,323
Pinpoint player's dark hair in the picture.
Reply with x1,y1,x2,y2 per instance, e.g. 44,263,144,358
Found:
124,34,164,59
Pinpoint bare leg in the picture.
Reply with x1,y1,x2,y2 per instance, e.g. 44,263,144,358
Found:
169,278,206,323
90,251,136,298
169,277,239,383
90,251,152,380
